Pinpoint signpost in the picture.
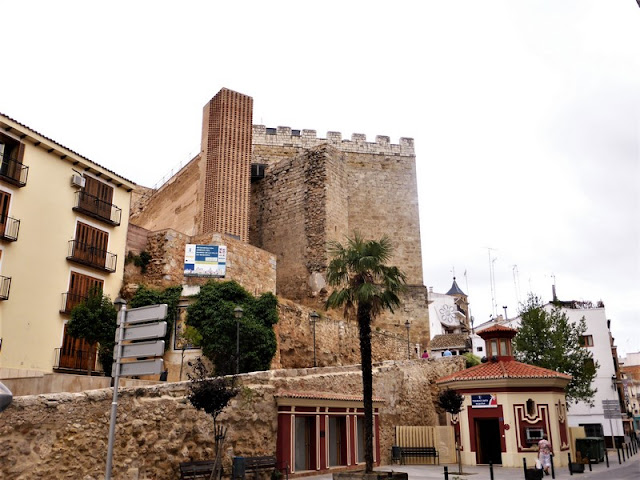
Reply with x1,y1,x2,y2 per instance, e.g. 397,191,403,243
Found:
603,399,622,450
105,301,168,480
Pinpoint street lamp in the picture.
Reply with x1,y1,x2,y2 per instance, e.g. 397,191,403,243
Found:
309,311,319,367
234,306,244,374
404,319,411,359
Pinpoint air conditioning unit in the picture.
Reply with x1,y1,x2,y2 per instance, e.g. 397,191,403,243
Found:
71,174,86,188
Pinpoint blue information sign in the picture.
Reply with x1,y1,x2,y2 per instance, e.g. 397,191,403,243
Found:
184,244,227,277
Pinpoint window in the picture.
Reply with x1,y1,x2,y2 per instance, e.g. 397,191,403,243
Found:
68,222,116,272
0,132,27,186
499,338,509,356
580,335,594,347
76,176,120,225
526,398,536,416
63,271,103,313
526,427,544,442
490,339,498,357
476,346,484,352
579,423,603,437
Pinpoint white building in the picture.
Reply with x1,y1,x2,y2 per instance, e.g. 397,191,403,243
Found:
474,294,625,446
427,278,472,357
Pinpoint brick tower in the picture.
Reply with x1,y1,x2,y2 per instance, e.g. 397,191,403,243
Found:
200,88,253,241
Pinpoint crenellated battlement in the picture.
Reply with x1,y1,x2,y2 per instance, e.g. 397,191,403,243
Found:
252,125,415,156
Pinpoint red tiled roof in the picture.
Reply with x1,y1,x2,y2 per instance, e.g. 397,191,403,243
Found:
436,360,572,383
480,324,518,334
275,390,385,402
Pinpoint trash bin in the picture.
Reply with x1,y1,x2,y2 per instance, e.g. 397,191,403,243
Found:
391,446,402,464
575,437,605,463
233,456,246,479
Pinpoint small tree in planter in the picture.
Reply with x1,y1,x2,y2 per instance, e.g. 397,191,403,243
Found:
187,357,238,480
437,388,465,474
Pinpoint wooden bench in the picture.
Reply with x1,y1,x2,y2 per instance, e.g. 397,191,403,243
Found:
179,459,217,479
394,446,439,465
232,455,288,480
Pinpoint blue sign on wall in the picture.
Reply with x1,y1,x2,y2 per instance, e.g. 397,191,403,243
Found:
471,394,498,408
184,244,227,277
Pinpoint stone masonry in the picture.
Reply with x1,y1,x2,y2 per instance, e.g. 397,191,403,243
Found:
0,358,465,480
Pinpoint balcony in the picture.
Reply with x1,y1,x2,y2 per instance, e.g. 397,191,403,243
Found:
0,156,29,187
0,275,11,300
72,191,121,226
60,292,88,314
66,240,117,272
0,216,20,242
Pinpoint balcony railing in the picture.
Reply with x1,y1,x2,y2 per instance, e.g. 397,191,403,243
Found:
53,347,102,373
0,216,20,242
0,156,29,187
66,240,117,272
72,191,122,226
60,292,88,314
0,275,11,300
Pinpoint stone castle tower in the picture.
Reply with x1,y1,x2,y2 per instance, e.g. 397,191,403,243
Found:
129,87,431,351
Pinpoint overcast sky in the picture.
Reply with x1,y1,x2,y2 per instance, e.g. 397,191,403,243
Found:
2,1,638,355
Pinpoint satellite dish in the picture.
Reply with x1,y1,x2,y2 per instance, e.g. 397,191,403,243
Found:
0,382,13,412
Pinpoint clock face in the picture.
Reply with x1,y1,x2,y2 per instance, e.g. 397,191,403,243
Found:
440,304,458,325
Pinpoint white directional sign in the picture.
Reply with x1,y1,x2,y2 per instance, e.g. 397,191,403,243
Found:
120,340,165,359
123,304,168,324
116,358,164,377
602,399,622,419
122,321,167,341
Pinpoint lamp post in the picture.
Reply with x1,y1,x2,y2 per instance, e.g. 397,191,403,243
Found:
234,306,243,374
309,311,319,367
106,296,127,480
404,319,411,359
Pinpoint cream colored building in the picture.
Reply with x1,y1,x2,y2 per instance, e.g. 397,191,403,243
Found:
0,113,134,380
437,325,572,468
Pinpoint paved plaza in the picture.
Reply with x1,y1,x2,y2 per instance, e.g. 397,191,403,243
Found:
305,450,639,480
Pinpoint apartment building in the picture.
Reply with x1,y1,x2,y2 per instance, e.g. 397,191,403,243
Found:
0,113,134,380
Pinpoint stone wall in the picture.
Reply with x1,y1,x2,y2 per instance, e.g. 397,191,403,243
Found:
0,359,464,480
250,145,348,302
250,131,429,344
129,157,202,236
344,150,423,286
275,299,422,369
252,126,415,158
122,229,276,296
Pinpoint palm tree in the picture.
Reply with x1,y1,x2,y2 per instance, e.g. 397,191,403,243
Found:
325,233,406,473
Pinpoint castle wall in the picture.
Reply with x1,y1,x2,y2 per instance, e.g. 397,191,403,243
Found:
123,229,276,296
250,146,345,302
250,128,428,340
129,156,202,235
344,150,423,285
275,300,422,369
0,359,465,480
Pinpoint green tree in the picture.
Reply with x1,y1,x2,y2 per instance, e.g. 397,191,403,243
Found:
513,294,599,405
187,356,238,480
462,352,481,368
67,287,117,376
129,285,182,350
325,233,406,473
186,281,278,375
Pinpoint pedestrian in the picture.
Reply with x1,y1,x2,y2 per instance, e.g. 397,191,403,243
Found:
538,433,552,476
443,349,452,357
421,350,429,359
